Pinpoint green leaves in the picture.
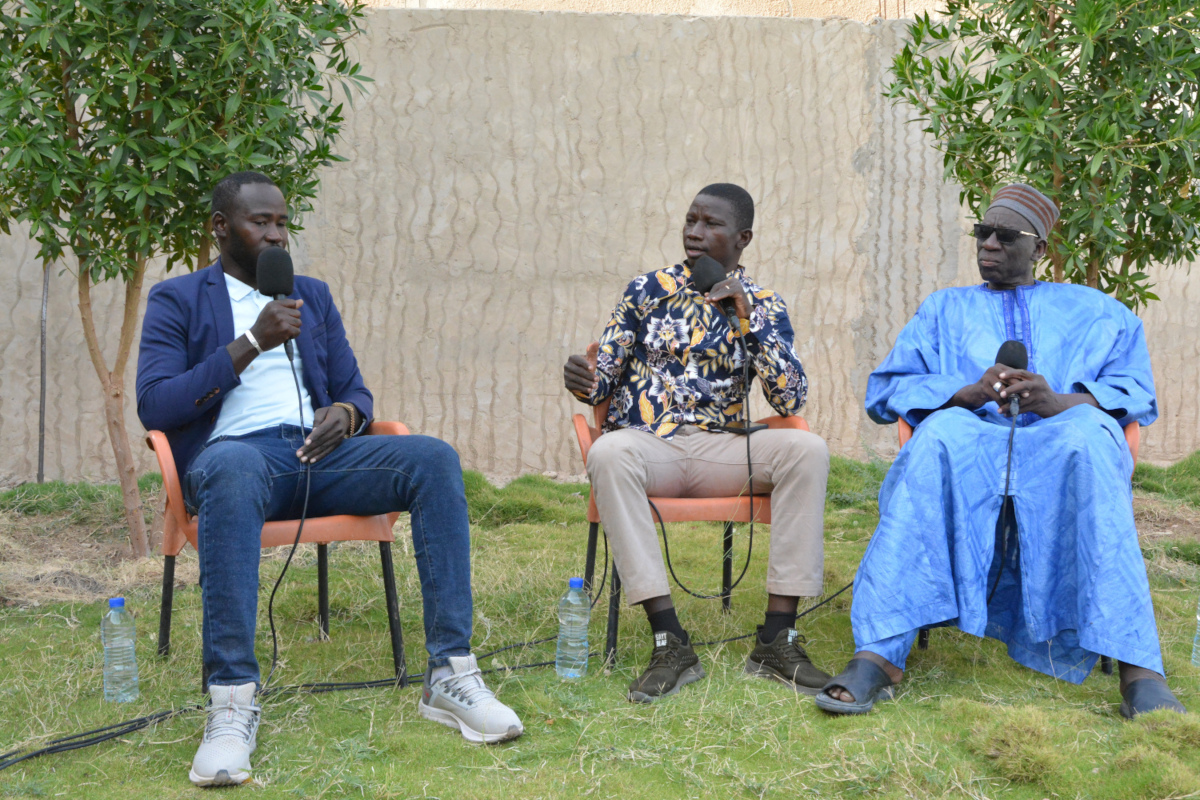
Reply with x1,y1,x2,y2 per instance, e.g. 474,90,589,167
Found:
887,0,1200,309
0,0,370,279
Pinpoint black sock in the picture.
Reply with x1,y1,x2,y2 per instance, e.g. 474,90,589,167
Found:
646,607,688,644
760,611,797,644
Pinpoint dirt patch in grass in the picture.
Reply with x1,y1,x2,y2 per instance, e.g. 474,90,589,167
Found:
0,489,196,608
1135,492,1200,543
1135,493,1200,583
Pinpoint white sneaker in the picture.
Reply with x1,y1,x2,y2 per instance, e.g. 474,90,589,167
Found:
418,655,524,744
189,682,260,787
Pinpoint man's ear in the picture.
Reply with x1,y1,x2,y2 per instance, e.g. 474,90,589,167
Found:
737,228,753,252
1033,238,1047,261
211,211,227,242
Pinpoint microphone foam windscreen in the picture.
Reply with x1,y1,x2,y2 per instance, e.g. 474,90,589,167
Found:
995,340,1029,370
690,254,726,295
256,246,294,297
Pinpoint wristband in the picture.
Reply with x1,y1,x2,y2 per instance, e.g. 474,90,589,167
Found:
332,402,359,438
243,329,264,355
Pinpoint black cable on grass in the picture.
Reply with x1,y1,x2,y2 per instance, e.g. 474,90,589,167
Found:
0,578,855,771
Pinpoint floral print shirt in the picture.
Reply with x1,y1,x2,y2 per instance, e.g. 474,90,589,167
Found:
575,262,808,437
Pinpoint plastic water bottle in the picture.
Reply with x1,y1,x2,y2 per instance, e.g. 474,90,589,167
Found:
101,597,139,702
1192,593,1200,668
556,577,590,679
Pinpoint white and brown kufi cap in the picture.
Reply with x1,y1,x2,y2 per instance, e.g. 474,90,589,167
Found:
987,184,1059,240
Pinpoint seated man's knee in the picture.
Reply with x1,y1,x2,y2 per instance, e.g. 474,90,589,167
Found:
190,441,269,486
1054,406,1122,457
399,434,463,477
772,429,829,471
912,407,975,447
586,432,643,482
187,442,271,505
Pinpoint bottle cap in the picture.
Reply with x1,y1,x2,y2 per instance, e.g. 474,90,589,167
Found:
109,597,125,608
569,577,584,589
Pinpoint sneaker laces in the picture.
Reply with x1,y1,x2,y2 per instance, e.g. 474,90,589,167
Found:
203,698,260,743
646,641,683,671
437,666,496,707
780,633,811,662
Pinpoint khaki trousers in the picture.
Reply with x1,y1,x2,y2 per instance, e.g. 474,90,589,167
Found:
586,425,829,606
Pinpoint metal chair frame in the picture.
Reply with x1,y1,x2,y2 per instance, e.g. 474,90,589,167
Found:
147,421,411,689
573,399,809,664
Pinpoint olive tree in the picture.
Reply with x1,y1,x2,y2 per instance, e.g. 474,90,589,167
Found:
0,0,369,556
888,0,1200,308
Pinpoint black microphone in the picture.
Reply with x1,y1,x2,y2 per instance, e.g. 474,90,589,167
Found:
256,246,296,361
995,340,1028,415
691,254,741,335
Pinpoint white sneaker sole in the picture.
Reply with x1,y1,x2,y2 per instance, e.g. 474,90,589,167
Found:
189,766,252,787
418,700,524,745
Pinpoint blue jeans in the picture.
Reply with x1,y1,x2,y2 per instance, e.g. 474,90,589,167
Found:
183,425,473,687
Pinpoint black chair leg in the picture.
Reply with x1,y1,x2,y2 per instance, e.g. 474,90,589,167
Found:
722,522,734,613
605,562,622,667
918,628,929,650
379,542,407,686
158,555,175,657
584,522,599,595
317,543,330,640
1101,655,1113,675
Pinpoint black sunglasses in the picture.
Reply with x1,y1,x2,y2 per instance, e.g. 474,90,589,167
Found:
973,223,1038,244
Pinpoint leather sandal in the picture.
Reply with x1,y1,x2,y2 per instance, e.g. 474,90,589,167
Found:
1119,677,1186,719
813,657,896,715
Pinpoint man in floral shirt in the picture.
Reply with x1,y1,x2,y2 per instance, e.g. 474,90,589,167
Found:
563,184,831,702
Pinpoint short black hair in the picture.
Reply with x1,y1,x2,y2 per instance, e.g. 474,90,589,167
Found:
697,183,754,231
211,171,278,217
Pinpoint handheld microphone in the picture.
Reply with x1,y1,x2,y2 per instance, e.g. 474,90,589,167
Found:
256,246,296,361
691,254,742,335
995,340,1028,416
990,338,1027,603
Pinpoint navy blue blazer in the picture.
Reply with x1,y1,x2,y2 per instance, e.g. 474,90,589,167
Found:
136,259,374,476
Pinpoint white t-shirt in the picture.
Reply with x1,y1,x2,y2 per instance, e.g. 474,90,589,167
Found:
209,272,314,440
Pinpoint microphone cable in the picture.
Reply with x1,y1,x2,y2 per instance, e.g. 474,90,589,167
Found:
260,347,312,693
652,303,758,601
988,395,1019,603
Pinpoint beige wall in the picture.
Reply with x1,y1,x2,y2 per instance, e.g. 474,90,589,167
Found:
367,0,940,22
2,9,1197,487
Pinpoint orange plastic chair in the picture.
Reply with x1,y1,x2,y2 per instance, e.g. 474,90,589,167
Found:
896,415,1140,674
147,421,411,687
573,397,809,663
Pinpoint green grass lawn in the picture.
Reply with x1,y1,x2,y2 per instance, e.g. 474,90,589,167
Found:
0,457,1198,799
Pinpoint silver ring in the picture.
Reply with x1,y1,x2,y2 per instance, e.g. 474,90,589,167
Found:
992,381,1003,393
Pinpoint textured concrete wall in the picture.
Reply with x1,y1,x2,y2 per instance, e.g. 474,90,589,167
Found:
368,0,939,23
2,9,1198,487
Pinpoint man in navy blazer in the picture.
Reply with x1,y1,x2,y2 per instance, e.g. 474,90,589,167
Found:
136,172,523,788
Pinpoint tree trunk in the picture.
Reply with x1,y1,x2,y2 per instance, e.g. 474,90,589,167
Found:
197,217,213,270
77,259,150,559
38,258,50,483
1048,247,1065,283
1086,254,1100,289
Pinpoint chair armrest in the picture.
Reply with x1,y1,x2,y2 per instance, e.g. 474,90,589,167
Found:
761,415,809,431
146,431,191,531
367,421,409,436
1125,421,1139,466
592,397,612,432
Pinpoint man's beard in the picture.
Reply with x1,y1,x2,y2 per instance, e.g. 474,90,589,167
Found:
225,231,258,277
